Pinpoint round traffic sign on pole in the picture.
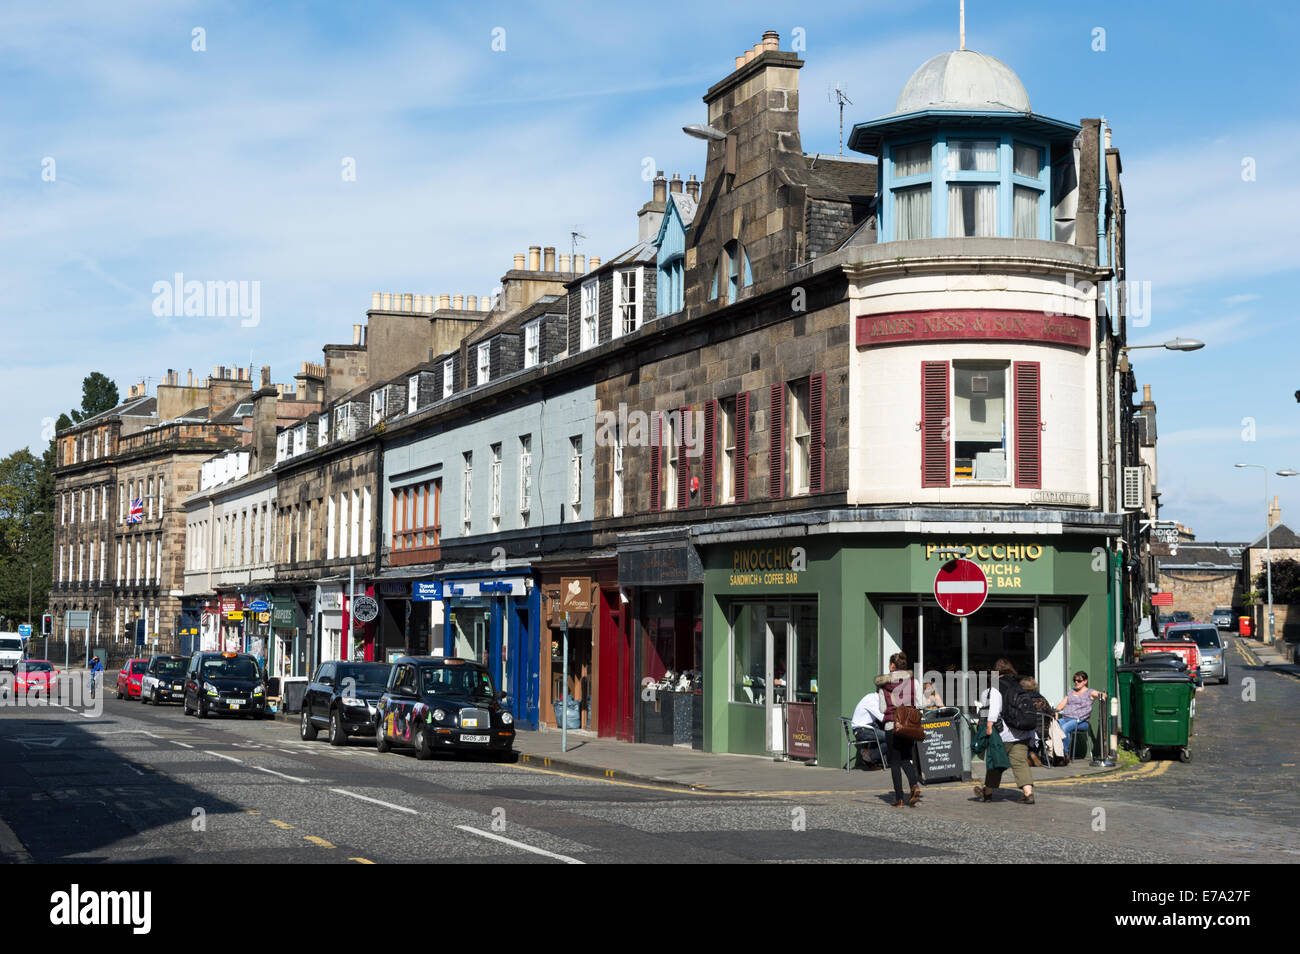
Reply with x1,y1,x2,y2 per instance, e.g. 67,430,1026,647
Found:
933,559,989,617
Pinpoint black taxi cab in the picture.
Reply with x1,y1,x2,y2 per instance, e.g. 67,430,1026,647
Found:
375,656,515,760
182,651,269,719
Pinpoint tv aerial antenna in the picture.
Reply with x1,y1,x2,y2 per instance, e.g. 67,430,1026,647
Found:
828,82,853,155
570,229,586,272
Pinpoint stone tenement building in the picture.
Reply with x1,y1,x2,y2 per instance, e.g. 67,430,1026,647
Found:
50,369,253,654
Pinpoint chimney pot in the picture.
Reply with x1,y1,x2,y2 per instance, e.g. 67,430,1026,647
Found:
753,42,763,56
559,253,571,272
653,170,667,203
353,323,362,346
513,253,525,270
403,293,414,311
762,30,779,51
588,256,601,272
453,295,464,309
735,55,745,69
543,246,556,271
669,172,683,193
1142,384,1152,402
686,173,700,200
528,246,541,271
574,254,585,273
437,294,450,310
381,292,392,310
744,49,755,63
466,295,478,311
371,292,381,309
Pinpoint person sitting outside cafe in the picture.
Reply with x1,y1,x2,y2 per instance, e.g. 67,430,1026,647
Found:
1055,670,1105,760
850,689,887,770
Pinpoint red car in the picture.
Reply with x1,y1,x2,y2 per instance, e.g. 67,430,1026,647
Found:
116,658,147,699
15,660,58,696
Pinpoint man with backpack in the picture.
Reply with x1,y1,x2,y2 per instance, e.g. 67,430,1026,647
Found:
973,658,1043,804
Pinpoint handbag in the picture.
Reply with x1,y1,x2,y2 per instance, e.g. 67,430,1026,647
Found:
894,703,925,742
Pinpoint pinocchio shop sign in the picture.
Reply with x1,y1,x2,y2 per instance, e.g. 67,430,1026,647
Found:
922,541,1045,591
728,546,807,587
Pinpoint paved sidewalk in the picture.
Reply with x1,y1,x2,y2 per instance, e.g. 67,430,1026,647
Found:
1240,635,1300,677
513,727,1116,795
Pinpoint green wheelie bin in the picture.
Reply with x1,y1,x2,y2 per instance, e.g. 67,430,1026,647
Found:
1128,668,1195,763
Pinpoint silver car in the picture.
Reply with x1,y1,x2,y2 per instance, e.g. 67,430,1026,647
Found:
1165,623,1227,685
1212,608,1233,629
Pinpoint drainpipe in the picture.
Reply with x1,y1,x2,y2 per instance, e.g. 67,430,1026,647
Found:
1097,118,1112,513
1107,541,1122,763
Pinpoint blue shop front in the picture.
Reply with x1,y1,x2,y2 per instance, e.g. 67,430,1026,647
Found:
413,574,540,731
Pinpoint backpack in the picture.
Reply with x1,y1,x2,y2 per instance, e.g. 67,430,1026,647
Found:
999,675,1046,731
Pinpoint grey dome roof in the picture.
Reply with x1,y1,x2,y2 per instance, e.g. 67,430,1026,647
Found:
895,50,1030,114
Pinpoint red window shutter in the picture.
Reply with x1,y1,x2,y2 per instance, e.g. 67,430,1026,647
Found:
769,383,786,499
735,392,749,502
1014,361,1042,489
921,362,950,488
677,406,690,509
649,412,661,512
702,400,716,507
809,372,826,494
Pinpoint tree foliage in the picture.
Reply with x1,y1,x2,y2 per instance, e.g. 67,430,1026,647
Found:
69,372,119,424
1255,559,1300,605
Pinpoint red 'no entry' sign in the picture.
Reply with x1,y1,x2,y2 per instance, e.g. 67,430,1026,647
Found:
933,559,989,617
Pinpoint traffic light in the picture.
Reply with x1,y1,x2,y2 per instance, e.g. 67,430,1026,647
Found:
41,613,52,636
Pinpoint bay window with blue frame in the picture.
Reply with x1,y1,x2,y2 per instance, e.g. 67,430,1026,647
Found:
880,130,1052,242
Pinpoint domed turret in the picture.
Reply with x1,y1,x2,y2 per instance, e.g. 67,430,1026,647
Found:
895,49,1030,114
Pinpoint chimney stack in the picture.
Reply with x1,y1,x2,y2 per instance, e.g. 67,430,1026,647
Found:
653,171,667,203
528,246,541,271
686,173,700,200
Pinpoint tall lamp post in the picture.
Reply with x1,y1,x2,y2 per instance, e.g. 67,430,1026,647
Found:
1235,464,1300,645
1112,338,1204,757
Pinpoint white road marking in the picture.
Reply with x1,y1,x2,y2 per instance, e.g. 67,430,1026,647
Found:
127,765,145,776
170,741,193,749
455,825,584,864
204,750,243,764
330,788,418,815
253,765,310,783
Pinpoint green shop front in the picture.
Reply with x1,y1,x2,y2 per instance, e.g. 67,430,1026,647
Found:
701,534,1112,766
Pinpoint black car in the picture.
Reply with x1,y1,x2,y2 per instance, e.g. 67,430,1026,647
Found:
183,651,269,719
375,656,515,760
300,661,393,745
141,654,188,705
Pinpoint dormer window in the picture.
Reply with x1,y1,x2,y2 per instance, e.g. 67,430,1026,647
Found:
580,280,598,350
709,241,752,304
523,320,540,368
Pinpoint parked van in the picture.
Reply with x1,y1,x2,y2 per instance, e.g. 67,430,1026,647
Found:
0,634,23,672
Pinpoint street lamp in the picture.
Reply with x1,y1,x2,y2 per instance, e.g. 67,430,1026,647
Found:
1235,465,1298,645
1116,337,1205,372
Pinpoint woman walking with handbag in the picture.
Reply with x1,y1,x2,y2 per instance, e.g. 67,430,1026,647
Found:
874,652,924,807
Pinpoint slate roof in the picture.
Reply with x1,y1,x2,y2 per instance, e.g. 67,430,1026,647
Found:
1245,524,1300,549
800,154,878,202
463,294,566,348
1155,543,1246,571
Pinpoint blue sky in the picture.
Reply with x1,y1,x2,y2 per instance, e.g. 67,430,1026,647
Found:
3,0,1297,542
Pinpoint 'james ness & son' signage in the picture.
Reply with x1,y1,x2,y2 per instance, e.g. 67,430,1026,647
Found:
856,309,1090,350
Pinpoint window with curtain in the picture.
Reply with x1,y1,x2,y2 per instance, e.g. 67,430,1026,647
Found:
895,185,932,239
1013,186,1040,238
894,141,931,177
947,139,999,172
948,183,998,237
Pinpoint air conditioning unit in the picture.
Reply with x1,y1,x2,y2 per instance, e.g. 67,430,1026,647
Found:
1123,466,1144,510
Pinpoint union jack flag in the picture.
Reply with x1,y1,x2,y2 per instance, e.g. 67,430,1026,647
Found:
127,498,144,524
